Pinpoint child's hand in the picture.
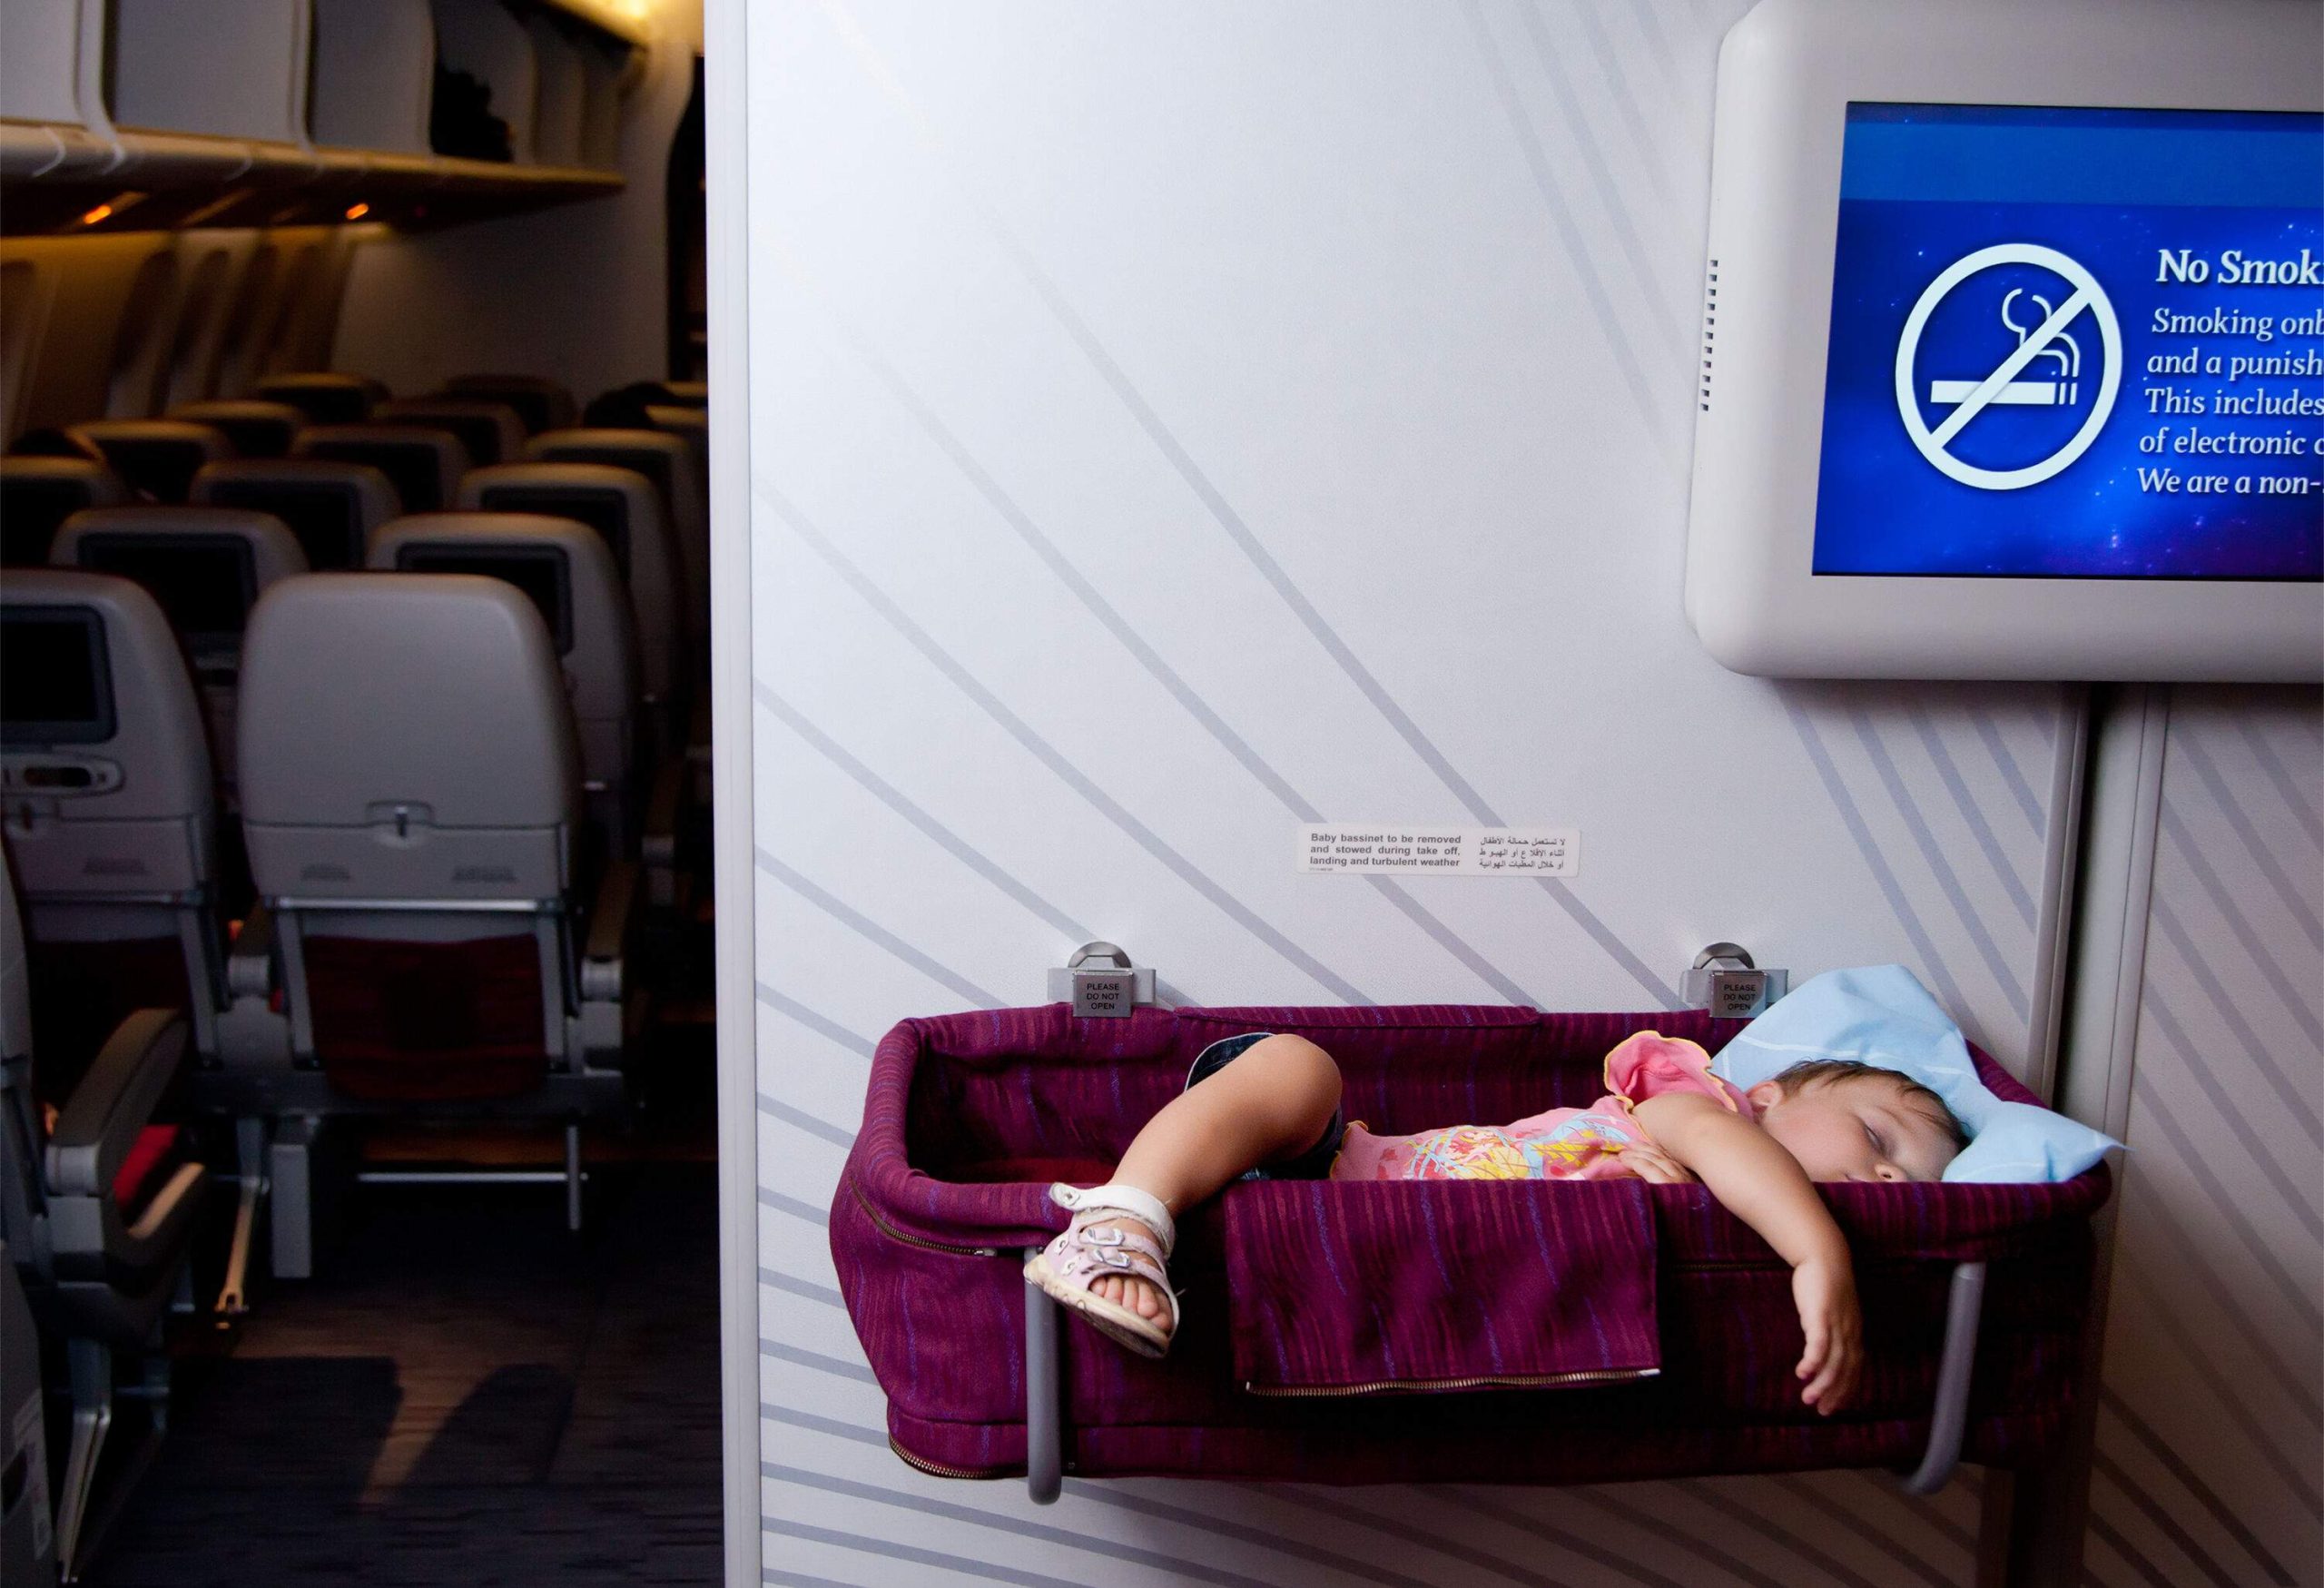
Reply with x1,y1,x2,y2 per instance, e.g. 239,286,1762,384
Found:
1791,1256,1862,1415
1619,1141,1697,1184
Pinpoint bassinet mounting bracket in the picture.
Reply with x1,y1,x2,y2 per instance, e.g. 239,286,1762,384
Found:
1017,1256,1989,1501
1046,942,1155,1019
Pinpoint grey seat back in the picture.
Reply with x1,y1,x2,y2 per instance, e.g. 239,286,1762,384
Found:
251,372,387,425
67,420,231,502
374,399,526,469
51,506,309,790
166,400,305,459
237,574,585,1070
191,459,399,572
526,429,706,628
1,459,129,567
291,424,469,514
368,513,639,852
0,572,222,1055
442,374,575,436
458,463,684,748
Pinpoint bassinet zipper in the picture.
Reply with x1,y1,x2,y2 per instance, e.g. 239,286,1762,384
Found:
1243,1365,1658,1397
888,1436,1020,1480
844,1174,1005,1258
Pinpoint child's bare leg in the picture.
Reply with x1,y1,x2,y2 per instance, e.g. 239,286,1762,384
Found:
1088,1035,1341,1327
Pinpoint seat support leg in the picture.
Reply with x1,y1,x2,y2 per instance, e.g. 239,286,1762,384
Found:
1024,1258,1061,1504
54,1339,111,1582
565,1124,584,1233
216,1116,267,1316
1902,1258,1987,1495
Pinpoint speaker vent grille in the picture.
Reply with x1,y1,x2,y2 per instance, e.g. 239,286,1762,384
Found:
1700,258,1718,413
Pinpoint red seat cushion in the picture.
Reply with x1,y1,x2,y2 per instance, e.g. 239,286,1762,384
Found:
301,932,549,1100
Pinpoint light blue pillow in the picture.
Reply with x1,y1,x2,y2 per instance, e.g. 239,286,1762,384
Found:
1709,964,2121,1184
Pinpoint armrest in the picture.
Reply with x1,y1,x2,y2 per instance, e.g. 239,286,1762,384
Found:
44,1009,191,1198
581,860,638,1003
228,902,278,998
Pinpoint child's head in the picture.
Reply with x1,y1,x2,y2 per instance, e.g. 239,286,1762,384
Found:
1744,1060,1966,1184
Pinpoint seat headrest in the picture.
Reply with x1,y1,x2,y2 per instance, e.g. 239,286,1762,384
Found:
69,420,232,499
253,371,389,424
53,505,309,587
191,459,399,572
0,569,213,821
443,374,576,435
367,513,637,713
458,462,665,571
1,458,130,567
374,399,526,469
237,574,581,834
292,425,471,513
167,399,307,459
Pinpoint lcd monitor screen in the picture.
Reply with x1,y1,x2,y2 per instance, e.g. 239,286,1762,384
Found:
0,607,113,745
79,536,258,646
208,481,362,569
310,441,442,513
398,545,574,654
0,478,93,567
481,488,630,575
1814,104,2323,580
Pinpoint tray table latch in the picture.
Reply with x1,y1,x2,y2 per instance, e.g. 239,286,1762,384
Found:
1047,941,1155,1019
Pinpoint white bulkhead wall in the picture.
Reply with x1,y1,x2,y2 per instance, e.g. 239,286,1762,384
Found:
724,4,2318,1585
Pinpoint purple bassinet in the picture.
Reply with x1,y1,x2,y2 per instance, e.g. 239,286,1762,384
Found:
831,1004,2110,1487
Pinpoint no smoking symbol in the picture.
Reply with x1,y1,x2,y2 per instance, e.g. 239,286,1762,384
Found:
1894,243,2122,491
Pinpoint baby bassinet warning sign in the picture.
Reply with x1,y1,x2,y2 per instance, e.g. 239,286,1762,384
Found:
1297,825,1579,876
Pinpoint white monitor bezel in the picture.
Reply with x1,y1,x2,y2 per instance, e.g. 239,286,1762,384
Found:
1685,0,2322,681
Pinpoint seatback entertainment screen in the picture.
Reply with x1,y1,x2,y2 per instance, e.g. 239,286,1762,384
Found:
1813,104,2323,580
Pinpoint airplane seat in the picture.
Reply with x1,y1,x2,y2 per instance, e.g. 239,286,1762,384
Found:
0,572,225,1081
191,458,400,572
657,380,708,408
1,852,208,1582
523,429,708,630
233,574,634,1132
251,371,389,426
49,506,308,792
5,429,110,465
291,424,471,514
372,398,527,469
0,457,130,567
166,399,307,460
458,463,687,758
367,512,643,865
67,419,234,502
441,374,576,437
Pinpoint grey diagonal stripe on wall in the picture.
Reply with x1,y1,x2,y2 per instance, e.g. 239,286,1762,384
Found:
762,1340,877,1387
2099,1388,2299,1586
1561,1485,1797,1588
761,481,1376,1005
754,981,876,1060
1430,1487,1696,1588
1510,0,1682,360
1460,0,1672,449
1851,710,2027,1020
1785,703,1972,1016
765,1516,1098,1588
1672,1478,1889,1588
1059,1483,1480,1588
1908,705,2035,928
1972,708,2047,837
2154,809,2322,1050
753,686,1199,1008
2233,712,2321,843
1764,1475,1963,1588
763,1462,1297,1588
2136,989,2320,1239
1614,0,1684,92
1567,0,1674,200
756,845,1005,1009
762,1568,874,1588
2167,729,2322,952
1273,1486,1636,1588
2084,1509,2187,1588
814,312,1540,1009
2091,1447,2251,1588
2145,897,2322,1147
773,52,1686,1009
759,1187,832,1229
755,1090,856,1150
760,1268,844,1311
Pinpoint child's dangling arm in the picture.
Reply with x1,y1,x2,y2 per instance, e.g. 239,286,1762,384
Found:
1629,1091,1864,1415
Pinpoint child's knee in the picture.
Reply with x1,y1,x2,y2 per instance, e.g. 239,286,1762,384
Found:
1246,1034,1342,1118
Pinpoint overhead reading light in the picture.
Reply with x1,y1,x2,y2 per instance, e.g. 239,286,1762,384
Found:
344,202,370,221
78,204,113,225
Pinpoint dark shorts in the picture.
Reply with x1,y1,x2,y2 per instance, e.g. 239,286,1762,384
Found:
1185,1031,1346,1181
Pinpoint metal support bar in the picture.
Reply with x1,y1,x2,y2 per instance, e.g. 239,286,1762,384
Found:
565,1124,584,1233
356,1170,586,1186
215,1118,266,1317
54,1339,110,1583
1024,1257,1062,1504
1902,1258,1987,1495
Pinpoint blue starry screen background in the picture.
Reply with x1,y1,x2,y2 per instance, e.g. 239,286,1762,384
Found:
1811,104,2323,580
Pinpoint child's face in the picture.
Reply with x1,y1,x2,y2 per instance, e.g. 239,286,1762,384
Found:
1744,1075,1959,1184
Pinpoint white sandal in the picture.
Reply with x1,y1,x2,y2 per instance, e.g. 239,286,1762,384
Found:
1022,1182,1180,1358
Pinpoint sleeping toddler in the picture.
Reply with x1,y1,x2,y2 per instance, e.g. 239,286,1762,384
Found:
1024,1029,1967,1415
